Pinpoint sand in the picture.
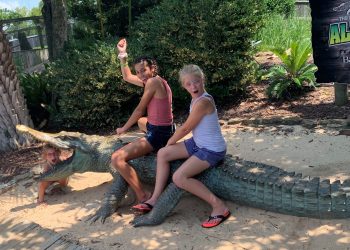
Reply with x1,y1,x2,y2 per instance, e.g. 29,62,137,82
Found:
1,124,350,250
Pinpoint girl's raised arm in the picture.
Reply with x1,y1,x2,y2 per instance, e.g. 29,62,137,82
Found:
116,39,144,87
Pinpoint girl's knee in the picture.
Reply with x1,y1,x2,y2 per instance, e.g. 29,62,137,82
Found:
172,171,184,188
111,151,125,167
157,147,171,160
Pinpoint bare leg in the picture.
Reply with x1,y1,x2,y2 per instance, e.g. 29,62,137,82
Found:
141,142,189,208
172,156,229,221
137,117,147,133
111,137,153,202
37,180,54,204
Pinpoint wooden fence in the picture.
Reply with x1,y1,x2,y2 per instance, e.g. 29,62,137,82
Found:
1,16,47,73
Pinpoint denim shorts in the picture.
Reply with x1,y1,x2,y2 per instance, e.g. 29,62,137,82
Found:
184,137,226,167
146,122,175,152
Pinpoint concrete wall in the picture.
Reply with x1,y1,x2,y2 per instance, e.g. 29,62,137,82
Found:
295,0,310,17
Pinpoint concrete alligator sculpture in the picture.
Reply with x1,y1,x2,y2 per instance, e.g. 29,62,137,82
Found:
16,125,350,227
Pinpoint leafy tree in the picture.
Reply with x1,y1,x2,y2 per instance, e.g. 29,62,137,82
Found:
66,0,161,38
0,9,23,20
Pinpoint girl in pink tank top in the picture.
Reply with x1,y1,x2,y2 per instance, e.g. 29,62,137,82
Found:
147,77,173,126
110,38,174,208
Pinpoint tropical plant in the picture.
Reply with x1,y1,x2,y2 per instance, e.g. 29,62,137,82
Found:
264,40,318,100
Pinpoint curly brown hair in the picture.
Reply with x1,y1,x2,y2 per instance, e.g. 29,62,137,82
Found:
133,56,159,76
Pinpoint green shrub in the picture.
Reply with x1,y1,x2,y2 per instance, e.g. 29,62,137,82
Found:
20,72,57,128
43,39,142,129
264,0,295,17
264,40,317,100
128,0,266,108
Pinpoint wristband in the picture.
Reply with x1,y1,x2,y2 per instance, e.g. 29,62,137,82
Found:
118,52,128,59
120,61,128,67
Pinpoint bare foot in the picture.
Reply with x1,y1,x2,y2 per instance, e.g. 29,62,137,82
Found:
139,191,152,203
36,199,48,206
140,197,156,208
211,206,230,217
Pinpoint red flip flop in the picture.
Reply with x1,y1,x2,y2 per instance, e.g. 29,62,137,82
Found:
132,202,153,213
201,210,231,228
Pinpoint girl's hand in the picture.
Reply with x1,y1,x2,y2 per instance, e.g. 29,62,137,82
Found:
166,139,175,147
117,38,127,53
116,127,127,135
43,163,53,172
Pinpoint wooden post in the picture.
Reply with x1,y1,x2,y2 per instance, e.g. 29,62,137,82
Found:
334,82,348,106
36,25,45,49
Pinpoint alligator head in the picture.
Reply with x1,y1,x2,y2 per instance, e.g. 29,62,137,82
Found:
16,125,124,181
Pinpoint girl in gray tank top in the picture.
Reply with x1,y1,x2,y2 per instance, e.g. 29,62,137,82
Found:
133,65,230,228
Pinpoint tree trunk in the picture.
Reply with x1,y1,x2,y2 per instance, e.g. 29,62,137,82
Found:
42,0,53,60
0,29,33,152
42,0,68,60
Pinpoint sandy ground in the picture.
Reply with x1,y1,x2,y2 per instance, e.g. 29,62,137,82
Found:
1,125,350,250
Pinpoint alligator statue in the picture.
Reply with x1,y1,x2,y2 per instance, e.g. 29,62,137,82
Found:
16,124,350,227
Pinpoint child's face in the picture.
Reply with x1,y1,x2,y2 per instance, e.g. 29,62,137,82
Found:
45,149,60,166
134,61,154,84
182,74,204,95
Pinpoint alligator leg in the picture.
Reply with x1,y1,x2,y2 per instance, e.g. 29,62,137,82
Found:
131,183,185,227
87,172,129,224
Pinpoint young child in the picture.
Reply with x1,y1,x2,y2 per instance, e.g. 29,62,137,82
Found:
112,38,174,204
37,144,69,205
134,64,230,228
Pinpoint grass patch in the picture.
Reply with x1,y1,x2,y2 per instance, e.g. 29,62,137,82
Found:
256,14,311,51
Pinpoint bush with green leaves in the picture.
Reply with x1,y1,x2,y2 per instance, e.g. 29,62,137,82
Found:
264,0,295,17
20,72,57,128
67,0,161,38
43,39,142,129
264,40,317,100
127,0,266,108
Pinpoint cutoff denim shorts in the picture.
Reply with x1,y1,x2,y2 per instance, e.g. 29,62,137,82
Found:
145,122,175,152
184,137,226,167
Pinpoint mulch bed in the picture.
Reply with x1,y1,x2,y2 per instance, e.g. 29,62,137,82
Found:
221,84,350,120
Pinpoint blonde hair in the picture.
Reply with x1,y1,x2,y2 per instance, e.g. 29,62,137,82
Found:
178,64,205,86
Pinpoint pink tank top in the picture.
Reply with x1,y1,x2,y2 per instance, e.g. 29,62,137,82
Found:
147,77,173,126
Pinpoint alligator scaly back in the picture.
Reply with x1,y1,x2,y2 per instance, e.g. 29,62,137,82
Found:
16,125,350,226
